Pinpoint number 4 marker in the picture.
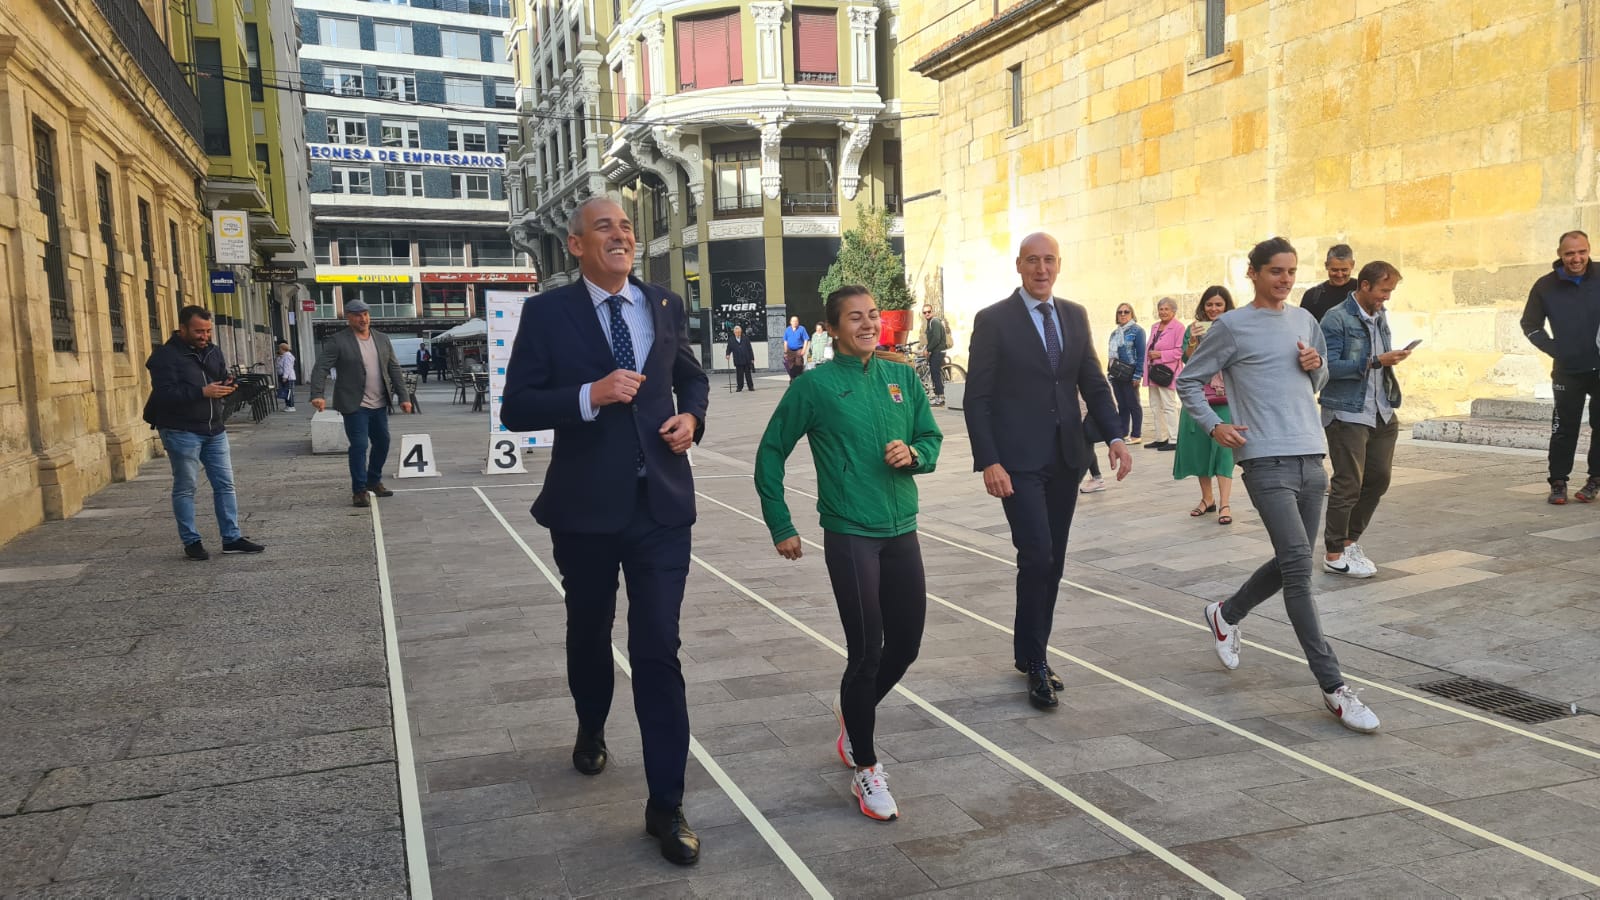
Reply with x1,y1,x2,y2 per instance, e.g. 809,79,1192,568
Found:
395,434,441,478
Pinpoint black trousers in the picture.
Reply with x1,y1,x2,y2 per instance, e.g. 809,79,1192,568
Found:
1550,369,1600,484
549,482,690,811
735,364,755,391
1001,443,1082,665
928,350,946,396
823,530,926,769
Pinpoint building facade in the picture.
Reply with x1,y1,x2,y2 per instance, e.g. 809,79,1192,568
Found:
1,0,212,544
902,0,1598,417
508,0,904,368
296,0,537,342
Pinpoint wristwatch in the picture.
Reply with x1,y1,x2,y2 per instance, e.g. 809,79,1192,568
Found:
1369,358,1383,370
907,446,921,468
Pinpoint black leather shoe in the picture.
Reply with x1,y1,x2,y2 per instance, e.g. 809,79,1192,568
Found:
1014,661,1063,692
644,804,700,866
571,728,607,776
1026,662,1059,710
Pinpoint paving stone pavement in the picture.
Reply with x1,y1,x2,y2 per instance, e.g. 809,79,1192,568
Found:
5,376,1600,898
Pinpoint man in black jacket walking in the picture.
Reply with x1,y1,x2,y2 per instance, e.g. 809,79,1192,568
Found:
1522,231,1600,504
725,325,756,392
1299,244,1355,321
142,306,265,560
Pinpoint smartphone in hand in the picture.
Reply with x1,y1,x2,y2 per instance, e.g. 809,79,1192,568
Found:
1402,339,1423,352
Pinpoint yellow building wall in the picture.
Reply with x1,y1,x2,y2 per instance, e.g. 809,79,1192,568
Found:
0,0,210,546
901,0,1593,418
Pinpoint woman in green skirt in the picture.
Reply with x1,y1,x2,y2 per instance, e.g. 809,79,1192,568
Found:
1173,286,1237,524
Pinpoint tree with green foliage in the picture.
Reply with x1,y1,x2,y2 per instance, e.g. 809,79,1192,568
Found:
818,205,912,310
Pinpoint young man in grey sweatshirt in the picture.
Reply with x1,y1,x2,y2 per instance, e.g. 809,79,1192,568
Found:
1175,237,1380,734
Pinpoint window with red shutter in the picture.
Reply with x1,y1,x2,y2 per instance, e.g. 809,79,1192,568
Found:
615,65,627,117
677,10,742,91
638,37,650,100
794,8,838,83
675,18,696,90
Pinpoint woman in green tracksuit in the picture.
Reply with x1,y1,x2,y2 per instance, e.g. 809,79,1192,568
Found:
755,285,943,823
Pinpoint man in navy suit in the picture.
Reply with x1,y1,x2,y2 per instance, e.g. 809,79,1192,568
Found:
501,196,709,865
964,232,1133,710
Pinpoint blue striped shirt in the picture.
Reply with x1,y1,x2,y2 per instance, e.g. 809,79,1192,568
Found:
578,277,653,422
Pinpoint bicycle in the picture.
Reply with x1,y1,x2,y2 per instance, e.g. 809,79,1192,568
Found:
891,340,966,401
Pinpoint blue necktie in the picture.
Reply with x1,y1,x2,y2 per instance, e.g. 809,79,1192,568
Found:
1037,302,1062,371
606,295,645,473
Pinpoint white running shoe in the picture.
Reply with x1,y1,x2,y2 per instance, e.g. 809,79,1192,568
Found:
1080,476,1106,494
1203,601,1240,670
1322,552,1375,578
832,694,854,767
851,764,898,821
1323,685,1380,733
1345,543,1378,576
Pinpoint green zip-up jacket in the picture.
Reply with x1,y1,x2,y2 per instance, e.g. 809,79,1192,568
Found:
755,353,943,543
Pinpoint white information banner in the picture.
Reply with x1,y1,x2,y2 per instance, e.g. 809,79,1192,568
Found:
213,210,250,264
486,289,552,451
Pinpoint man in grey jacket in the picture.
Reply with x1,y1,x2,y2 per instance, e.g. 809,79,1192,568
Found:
1176,237,1379,735
309,299,414,507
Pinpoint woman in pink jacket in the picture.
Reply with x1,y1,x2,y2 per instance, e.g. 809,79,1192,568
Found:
1144,297,1185,450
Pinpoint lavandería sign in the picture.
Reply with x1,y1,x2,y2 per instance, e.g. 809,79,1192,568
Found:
308,144,506,170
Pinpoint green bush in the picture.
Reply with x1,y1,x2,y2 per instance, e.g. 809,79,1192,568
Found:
818,204,912,310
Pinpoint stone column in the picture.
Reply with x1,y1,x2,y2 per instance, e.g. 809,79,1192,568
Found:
847,5,880,88
760,115,786,200
642,19,667,98
751,2,786,85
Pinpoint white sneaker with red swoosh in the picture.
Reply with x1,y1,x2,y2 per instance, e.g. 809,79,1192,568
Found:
1324,685,1380,733
1203,601,1240,670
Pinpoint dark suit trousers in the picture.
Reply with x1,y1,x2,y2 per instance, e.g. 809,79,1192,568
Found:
736,364,755,391
1001,439,1082,665
549,481,691,810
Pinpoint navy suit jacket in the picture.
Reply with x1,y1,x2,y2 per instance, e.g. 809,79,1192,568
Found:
501,276,710,533
964,290,1123,473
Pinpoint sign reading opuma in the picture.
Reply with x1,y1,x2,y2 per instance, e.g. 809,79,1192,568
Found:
308,143,506,170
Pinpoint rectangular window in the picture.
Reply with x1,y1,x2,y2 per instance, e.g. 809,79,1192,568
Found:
378,72,417,102
711,142,761,217
448,124,488,152
385,168,424,196
323,66,364,97
638,37,651,100
332,167,373,194
95,168,126,353
195,0,214,24
252,108,267,136
255,142,271,174
794,8,838,83
881,139,901,214
34,120,73,353
489,33,506,60
311,284,336,319
676,10,743,91
473,237,515,266
195,39,230,155
444,76,483,106
440,29,480,60
320,16,360,50
327,116,368,145
493,80,516,109
139,199,160,343
244,24,263,101
418,234,466,265
373,22,413,54
169,220,185,313
452,173,490,199
347,285,414,319
1205,0,1226,58
314,234,332,265
683,169,698,225
495,130,512,154
614,66,627,118
1008,63,1023,128
423,284,468,318
335,234,410,265
779,140,837,215
648,176,670,237
380,120,420,148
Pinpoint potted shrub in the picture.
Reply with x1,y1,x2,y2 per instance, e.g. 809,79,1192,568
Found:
818,205,913,347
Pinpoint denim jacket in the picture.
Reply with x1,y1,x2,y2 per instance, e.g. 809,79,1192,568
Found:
1108,323,1146,379
1320,295,1401,413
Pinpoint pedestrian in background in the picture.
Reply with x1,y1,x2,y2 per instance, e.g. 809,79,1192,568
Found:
783,315,810,380
1300,244,1356,322
417,344,431,383
756,285,942,823
1107,303,1145,444
308,299,414,508
922,305,951,407
142,306,266,560
1171,286,1236,524
1144,297,1184,450
1521,230,1600,505
725,325,756,392
274,341,297,412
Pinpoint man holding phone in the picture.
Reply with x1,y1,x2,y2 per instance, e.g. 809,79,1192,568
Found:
1317,261,1410,578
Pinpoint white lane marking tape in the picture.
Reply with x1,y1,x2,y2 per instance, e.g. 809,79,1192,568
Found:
470,488,830,900
368,498,434,900
391,475,749,493
688,551,1241,900
697,489,1600,889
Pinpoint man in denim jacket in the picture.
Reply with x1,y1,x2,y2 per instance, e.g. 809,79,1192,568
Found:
1319,261,1412,578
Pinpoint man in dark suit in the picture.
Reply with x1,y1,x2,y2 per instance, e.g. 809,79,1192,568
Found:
307,299,413,508
501,196,709,866
964,232,1133,710
724,324,756,391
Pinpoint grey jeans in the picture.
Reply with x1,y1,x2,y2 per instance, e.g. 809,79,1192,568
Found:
1219,454,1344,693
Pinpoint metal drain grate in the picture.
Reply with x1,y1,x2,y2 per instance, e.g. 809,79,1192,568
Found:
1415,676,1573,724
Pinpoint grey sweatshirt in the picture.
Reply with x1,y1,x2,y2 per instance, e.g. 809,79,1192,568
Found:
1175,303,1330,462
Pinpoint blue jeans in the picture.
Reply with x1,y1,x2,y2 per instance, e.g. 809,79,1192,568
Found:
159,429,241,545
277,378,294,406
343,406,391,493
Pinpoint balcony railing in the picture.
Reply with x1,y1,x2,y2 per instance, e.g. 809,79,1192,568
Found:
90,0,203,146
797,71,839,84
781,192,837,216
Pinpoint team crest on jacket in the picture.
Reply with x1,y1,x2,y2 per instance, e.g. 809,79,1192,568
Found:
887,383,904,403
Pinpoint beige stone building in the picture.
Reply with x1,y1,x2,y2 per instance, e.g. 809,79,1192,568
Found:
901,0,1595,416
1,0,211,545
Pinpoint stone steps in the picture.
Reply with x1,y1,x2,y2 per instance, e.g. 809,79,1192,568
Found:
1413,396,1589,450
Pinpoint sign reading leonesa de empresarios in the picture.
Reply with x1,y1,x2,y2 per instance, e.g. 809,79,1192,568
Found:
308,144,506,170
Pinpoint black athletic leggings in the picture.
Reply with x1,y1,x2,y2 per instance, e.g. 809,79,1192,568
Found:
823,530,927,769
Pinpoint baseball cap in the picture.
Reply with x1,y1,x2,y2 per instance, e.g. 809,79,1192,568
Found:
344,299,370,314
